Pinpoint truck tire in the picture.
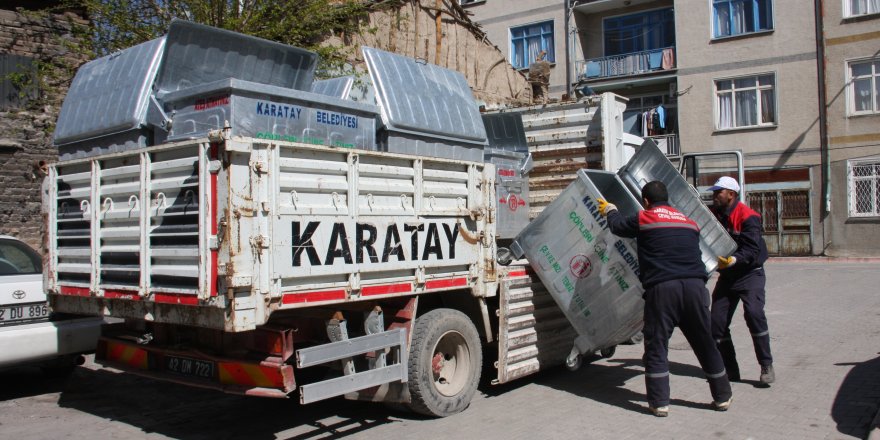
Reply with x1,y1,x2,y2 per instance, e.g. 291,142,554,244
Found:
407,308,482,417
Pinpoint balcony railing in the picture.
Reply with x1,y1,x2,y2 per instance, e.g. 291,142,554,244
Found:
577,47,676,82
647,134,679,157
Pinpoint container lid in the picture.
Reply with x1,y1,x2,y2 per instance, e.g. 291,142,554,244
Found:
54,37,166,146
482,113,529,153
311,76,355,99
362,46,487,145
156,19,317,95
617,139,738,270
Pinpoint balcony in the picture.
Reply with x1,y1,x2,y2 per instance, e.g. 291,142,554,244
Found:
576,47,676,82
647,133,679,157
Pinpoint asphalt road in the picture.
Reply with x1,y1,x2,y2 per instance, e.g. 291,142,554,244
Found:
1,260,878,440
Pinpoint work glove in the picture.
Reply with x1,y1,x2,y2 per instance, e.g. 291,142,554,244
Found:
717,255,737,270
596,198,617,217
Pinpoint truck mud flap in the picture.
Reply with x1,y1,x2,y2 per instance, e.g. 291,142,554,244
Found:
296,326,408,405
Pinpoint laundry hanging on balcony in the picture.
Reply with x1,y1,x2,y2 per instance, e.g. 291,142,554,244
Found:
639,105,668,137
661,48,675,70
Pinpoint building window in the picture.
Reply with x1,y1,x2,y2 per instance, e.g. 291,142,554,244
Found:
845,0,880,17
849,58,880,115
715,73,776,129
510,21,554,70
848,159,880,217
712,0,773,39
604,9,675,56
458,0,485,5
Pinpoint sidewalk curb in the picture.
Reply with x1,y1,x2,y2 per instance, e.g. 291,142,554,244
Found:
767,256,880,263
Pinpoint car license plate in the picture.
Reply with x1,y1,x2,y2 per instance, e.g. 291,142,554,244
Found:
0,303,50,324
165,355,214,379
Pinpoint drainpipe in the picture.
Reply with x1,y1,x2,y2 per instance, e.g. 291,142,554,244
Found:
814,0,830,250
565,0,573,99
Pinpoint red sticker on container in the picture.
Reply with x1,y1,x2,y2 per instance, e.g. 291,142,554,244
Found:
569,254,592,279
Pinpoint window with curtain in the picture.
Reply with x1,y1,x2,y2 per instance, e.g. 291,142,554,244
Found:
510,21,554,70
603,9,675,56
715,74,776,129
848,159,880,217
845,0,880,17
849,59,880,115
712,0,773,39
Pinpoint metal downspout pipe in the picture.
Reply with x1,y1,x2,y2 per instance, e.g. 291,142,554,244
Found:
565,0,573,99
813,0,831,254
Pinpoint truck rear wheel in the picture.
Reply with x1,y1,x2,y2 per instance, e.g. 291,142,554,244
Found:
407,308,482,417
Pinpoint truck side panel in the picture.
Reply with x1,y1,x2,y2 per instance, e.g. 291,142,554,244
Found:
49,138,496,333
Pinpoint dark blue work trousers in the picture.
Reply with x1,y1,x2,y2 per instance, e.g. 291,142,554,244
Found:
711,269,773,376
643,278,732,407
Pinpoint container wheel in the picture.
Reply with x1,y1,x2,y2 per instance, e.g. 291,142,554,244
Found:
599,346,616,359
565,351,582,371
496,247,513,266
407,308,482,417
627,330,644,345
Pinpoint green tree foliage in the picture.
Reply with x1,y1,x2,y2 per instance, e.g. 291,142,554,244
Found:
57,0,385,77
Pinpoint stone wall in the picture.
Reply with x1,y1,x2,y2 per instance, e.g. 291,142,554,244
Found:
0,9,86,251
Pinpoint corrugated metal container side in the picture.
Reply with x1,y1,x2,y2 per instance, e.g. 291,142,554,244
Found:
156,19,317,95
378,131,485,162
511,169,645,356
53,37,166,160
363,47,487,162
161,78,378,150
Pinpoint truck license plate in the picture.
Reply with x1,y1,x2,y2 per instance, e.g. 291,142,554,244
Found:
0,303,50,324
165,355,214,379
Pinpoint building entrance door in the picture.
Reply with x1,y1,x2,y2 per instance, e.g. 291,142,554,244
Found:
747,190,811,255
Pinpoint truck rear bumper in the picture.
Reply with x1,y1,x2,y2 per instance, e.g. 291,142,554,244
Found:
96,337,295,398
0,317,104,368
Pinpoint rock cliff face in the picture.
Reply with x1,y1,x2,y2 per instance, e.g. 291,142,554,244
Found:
325,0,532,107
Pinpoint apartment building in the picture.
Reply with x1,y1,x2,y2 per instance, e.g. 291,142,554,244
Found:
462,1,569,97
463,0,879,256
820,0,880,257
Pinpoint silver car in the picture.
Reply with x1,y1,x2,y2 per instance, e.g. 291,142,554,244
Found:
0,236,103,373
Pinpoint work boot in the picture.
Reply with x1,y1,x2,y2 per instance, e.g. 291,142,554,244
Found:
759,364,775,385
649,405,669,417
713,397,732,411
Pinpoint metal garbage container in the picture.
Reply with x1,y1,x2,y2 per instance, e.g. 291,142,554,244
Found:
511,139,737,365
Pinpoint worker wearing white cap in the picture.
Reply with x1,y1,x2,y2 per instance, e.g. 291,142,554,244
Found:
708,176,775,386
